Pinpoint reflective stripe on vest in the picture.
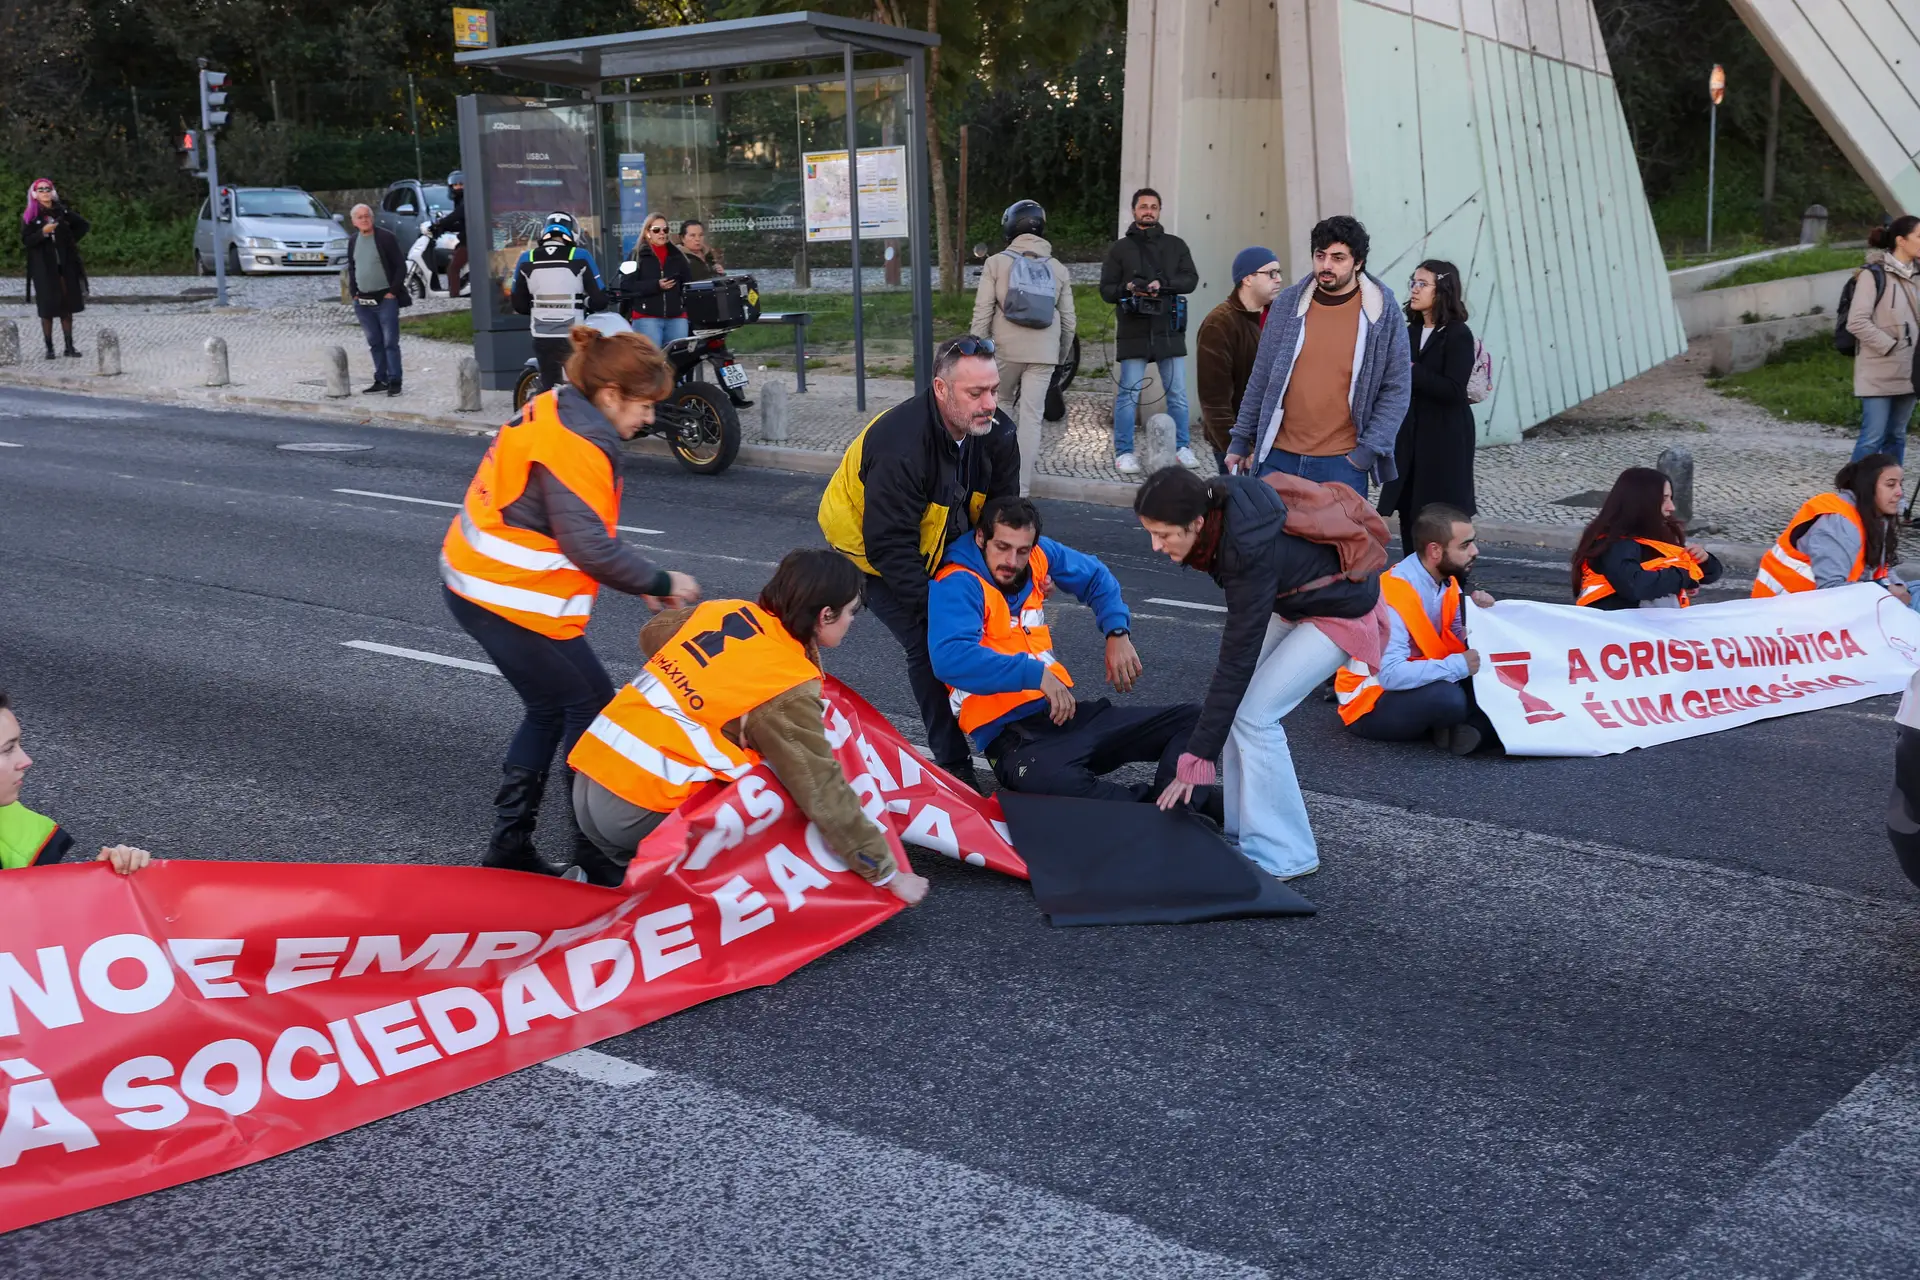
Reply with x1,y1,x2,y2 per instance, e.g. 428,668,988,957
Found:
440,390,620,639
1576,538,1704,608
934,546,1073,736
1751,494,1884,598
567,600,820,814
1336,573,1465,725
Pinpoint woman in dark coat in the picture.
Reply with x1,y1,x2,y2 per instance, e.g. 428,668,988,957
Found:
1378,259,1475,554
20,177,89,359
615,211,691,350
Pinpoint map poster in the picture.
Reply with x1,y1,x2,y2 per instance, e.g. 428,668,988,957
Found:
802,146,908,242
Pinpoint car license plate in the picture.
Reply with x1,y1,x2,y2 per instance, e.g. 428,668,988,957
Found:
720,363,749,390
288,252,325,264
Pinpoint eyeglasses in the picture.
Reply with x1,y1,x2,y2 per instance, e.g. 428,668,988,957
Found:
942,335,996,358
1254,267,1284,281
647,225,668,235
1407,276,1434,291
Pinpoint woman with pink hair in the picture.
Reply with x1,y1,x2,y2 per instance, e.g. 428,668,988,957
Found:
20,177,90,359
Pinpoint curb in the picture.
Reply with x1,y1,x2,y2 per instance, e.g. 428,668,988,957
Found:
0,366,1767,567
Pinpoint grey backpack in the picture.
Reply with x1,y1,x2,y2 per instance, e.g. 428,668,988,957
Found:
1000,252,1057,329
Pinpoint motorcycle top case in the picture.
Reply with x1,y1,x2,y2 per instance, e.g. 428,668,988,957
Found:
684,274,762,329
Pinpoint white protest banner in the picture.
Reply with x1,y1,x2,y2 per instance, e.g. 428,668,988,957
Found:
1465,584,1920,756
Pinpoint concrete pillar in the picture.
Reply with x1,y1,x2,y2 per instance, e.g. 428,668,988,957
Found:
96,329,122,376
0,319,21,366
1140,413,1180,474
1657,448,1695,527
204,337,230,387
456,356,483,412
760,379,790,442
323,346,350,398
1799,204,1829,246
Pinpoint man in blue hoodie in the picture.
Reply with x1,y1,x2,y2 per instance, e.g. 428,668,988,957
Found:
929,497,1215,811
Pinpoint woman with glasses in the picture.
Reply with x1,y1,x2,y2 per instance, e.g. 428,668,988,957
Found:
616,212,692,350
1376,260,1477,556
19,178,89,360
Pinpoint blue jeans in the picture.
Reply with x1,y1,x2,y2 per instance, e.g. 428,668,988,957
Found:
1258,446,1369,495
354,295,402,384
1113,356,1190,454
633,316,690,349
1222,617,1348,879
1853,394,1918,465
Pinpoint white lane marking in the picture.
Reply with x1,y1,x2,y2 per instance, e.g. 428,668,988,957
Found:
334,487,663,536
543,1048,659,1085
342,640,501,675
0,440,22,448
1145,596,1227,613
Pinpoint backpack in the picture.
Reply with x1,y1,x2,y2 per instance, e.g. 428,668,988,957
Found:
1465,339,1494,404
1834,264,1886,355
999,252,1058,329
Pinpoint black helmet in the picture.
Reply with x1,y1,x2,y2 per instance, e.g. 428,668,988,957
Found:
1002,199,1046,241
542,211,578,244
446,169,465,188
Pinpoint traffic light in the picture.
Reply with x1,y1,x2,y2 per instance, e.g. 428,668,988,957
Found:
176,129,203,174
200,69,229,131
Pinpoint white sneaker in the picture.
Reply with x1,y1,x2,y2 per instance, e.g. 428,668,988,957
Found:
1115,452,1141,475
1176,446,1200,468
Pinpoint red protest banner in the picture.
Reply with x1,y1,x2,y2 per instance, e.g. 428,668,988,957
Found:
0,677,1021,1232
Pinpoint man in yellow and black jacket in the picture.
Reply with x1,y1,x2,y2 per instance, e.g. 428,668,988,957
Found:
818,336,1020,784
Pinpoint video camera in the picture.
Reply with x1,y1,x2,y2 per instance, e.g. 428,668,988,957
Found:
1120,291,1188,332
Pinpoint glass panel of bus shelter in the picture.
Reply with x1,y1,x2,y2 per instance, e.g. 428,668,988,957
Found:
473,96,599,317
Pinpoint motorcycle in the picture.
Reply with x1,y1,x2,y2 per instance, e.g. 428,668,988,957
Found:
404,219,467,300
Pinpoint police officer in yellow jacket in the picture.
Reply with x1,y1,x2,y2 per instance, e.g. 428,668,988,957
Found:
0,690,152,874
817,336,1019,787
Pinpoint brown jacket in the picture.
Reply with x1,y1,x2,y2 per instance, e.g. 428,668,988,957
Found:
1195,291,1266,454
1259,472,1390,582
1847,249,1919,397
640,609,895,882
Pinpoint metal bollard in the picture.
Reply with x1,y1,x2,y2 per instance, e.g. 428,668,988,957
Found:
1657,447,1695,527
760,379,789,443
204,336,230,387
1140,413,1179,475
96,328,122,376
455,356,482,412
324,346,350,397
0,319,19,366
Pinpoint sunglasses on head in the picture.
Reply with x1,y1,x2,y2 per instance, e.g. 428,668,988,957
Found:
944,335,996,358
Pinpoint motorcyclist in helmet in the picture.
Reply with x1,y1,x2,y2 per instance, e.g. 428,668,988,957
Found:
427,169,468,297
511,211,611,391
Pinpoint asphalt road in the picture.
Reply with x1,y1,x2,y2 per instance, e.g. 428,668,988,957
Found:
3,385,1918,1279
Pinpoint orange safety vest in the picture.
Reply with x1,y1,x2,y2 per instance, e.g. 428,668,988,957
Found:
439,391,621,639
1751,494,1887,598
934,546,1073,736
567,600,821,814
1333,572,1466,725
1576,538,1704,608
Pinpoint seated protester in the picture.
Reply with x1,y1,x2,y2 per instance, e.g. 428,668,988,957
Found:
0,689,151,873
928,497,1219,817
1335,503,1501,754
1571,466,1723,609
1753,453,1913,606
566,549,930,905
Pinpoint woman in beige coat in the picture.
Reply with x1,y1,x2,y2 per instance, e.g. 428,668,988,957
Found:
1846,216,1920,464
970,200,1076,496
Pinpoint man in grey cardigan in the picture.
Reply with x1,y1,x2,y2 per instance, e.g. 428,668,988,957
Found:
1225,216,1410,495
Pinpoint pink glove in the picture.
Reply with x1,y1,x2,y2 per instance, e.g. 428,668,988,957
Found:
1175,753,1217,787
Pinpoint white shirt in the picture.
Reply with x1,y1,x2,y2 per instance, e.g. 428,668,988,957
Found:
1376,554,1471,691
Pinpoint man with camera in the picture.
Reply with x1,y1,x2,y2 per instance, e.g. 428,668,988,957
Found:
1099,188,1200,476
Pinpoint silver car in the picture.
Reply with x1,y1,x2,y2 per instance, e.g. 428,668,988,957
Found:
193,187,349,276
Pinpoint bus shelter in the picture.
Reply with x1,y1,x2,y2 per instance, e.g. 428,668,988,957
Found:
454,12,939,407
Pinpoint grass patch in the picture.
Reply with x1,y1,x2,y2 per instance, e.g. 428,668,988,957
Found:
1705,245,1862,290
399,310,473,343
1709,335,1857,427
728,284,1117,354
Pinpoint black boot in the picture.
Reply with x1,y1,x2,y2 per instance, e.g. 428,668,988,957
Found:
43,340,56,360
483,765,560,875
62,341,81,358
565,769,630,887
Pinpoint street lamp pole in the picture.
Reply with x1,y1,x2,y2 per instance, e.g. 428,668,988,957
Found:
1706,64,1726,254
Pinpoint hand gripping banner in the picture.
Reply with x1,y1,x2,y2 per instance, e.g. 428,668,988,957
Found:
0,678,1019,1232
1468,584,1920,756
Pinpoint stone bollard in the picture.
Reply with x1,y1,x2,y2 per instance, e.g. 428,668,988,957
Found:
1657,447,1695,527
760,379,789,443
204,336,230,387
96,328,122,376
1799,204,1829,246
1139,413,1180,475
0,319,19,366
455,356,482,412
339,270,352,305
322,346,350,398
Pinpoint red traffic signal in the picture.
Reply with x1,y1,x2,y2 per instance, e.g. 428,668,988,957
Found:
177,129,203,172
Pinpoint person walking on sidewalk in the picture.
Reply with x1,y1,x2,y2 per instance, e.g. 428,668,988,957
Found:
1196,247,1283,474
1845,217,1920,464
1225,215,1411,498
817,335,1020,789
347,204,409,396
971,200,1077,496
1100,188,1200,475
20,177,89,360
1377,260,1478,554
441,325,701,877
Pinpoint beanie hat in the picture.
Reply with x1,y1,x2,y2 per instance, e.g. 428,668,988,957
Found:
1231,246,1278,287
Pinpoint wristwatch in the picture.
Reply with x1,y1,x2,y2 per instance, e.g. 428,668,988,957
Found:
1106,628,1130,639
